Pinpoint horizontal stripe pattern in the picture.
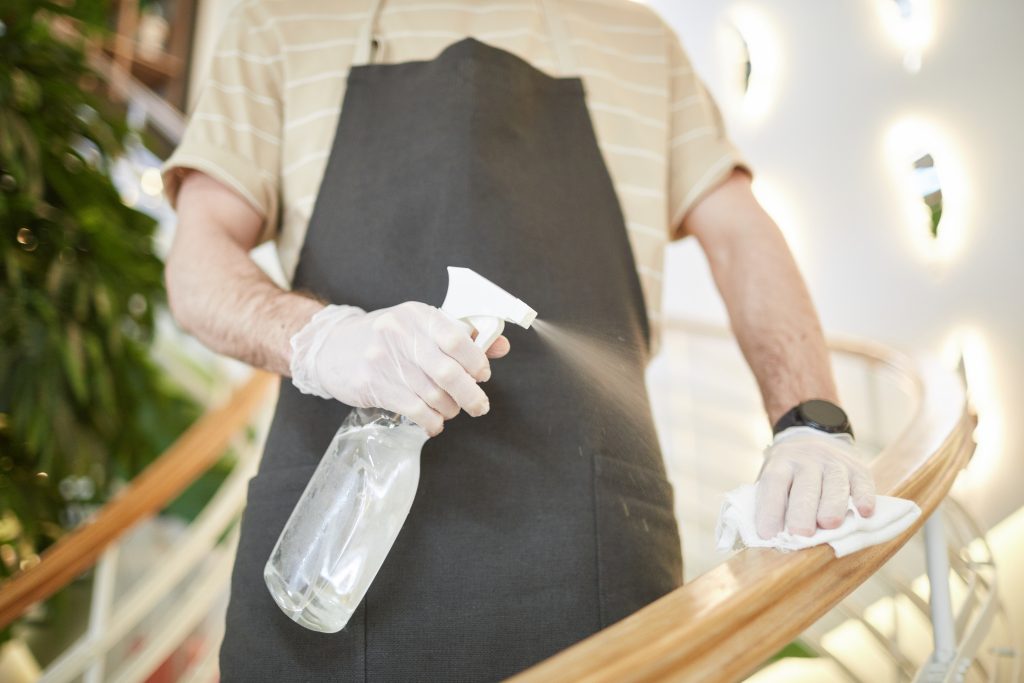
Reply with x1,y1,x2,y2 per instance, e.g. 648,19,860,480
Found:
164,0,744,351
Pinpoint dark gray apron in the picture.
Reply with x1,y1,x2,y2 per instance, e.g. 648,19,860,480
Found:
220,3,681,680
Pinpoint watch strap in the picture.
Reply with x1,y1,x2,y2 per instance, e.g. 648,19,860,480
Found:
772,399,854,438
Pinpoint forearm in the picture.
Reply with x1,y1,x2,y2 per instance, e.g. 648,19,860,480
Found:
711,223,837,424
165,174,324,375
687,175,838,425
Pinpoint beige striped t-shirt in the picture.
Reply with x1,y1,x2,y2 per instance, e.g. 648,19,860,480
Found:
163,0,744,346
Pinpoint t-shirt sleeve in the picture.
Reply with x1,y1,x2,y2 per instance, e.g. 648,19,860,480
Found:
162,1,283,244
666,31,748,240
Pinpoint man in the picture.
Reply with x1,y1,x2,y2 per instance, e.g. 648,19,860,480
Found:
163,0,875,679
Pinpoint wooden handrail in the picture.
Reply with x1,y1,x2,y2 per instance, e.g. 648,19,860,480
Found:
0,371,276,630
510,322,975,682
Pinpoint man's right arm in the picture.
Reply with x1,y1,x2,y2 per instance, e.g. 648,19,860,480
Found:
165,170,325,376
165,171,507,435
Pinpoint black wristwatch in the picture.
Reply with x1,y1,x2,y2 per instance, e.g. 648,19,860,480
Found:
772,399,854,438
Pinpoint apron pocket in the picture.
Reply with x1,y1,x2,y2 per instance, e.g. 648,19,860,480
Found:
593,452,676,510
592,453,682,628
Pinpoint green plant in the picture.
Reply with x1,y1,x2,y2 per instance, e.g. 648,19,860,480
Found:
0,0,201,635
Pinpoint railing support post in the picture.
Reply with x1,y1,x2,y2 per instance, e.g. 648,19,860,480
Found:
921,510,959,680
82,544,119,683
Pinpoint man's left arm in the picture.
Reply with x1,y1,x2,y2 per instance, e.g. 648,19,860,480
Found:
679,169,876,538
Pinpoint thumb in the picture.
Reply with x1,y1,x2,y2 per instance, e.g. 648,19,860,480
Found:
485,335,511,359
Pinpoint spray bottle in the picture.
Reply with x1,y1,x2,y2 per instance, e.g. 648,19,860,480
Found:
264,267,537,633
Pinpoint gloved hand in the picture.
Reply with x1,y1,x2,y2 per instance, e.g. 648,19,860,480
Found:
755,426,876,539
289,302,510,436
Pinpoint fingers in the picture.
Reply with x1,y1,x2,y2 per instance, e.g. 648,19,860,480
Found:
850,466,876,517
755,433,877,542
421,347,490,417
409,370,460,420
392,391,444,436
755,462,792,539
430,315,491,382
345,304,509,424
785,466,822,537
817,462,850,529
485,335,511,359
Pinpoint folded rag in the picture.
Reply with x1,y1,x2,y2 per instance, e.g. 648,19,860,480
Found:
715,483,922,558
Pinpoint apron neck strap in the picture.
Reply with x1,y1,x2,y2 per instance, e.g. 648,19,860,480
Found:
353,0,385,66
537,0,577,76
351,0,578,75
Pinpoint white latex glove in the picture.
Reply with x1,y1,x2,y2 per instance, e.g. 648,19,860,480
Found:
289,302,506,436
755,426,876,539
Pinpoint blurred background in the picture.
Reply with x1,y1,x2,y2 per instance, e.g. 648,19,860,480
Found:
0,0,1020,681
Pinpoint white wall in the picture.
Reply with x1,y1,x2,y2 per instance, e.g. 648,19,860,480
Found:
650,0,1024,529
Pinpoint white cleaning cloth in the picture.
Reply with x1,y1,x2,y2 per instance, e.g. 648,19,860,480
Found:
715,483,922,558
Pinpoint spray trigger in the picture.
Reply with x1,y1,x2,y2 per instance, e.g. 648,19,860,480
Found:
440,267,537,350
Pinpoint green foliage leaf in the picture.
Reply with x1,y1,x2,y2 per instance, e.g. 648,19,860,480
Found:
0,0,205,645
61,322,87,402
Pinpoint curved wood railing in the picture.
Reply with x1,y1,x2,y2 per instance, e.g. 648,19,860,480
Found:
0,324,973,681
509,320,976,682
0,371,276,630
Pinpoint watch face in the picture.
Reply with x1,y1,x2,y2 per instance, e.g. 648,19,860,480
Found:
798,399,848,430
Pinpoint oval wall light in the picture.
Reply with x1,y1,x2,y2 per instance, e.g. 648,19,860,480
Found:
876,0,935,73
718,6,781,125
884,118,967,265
